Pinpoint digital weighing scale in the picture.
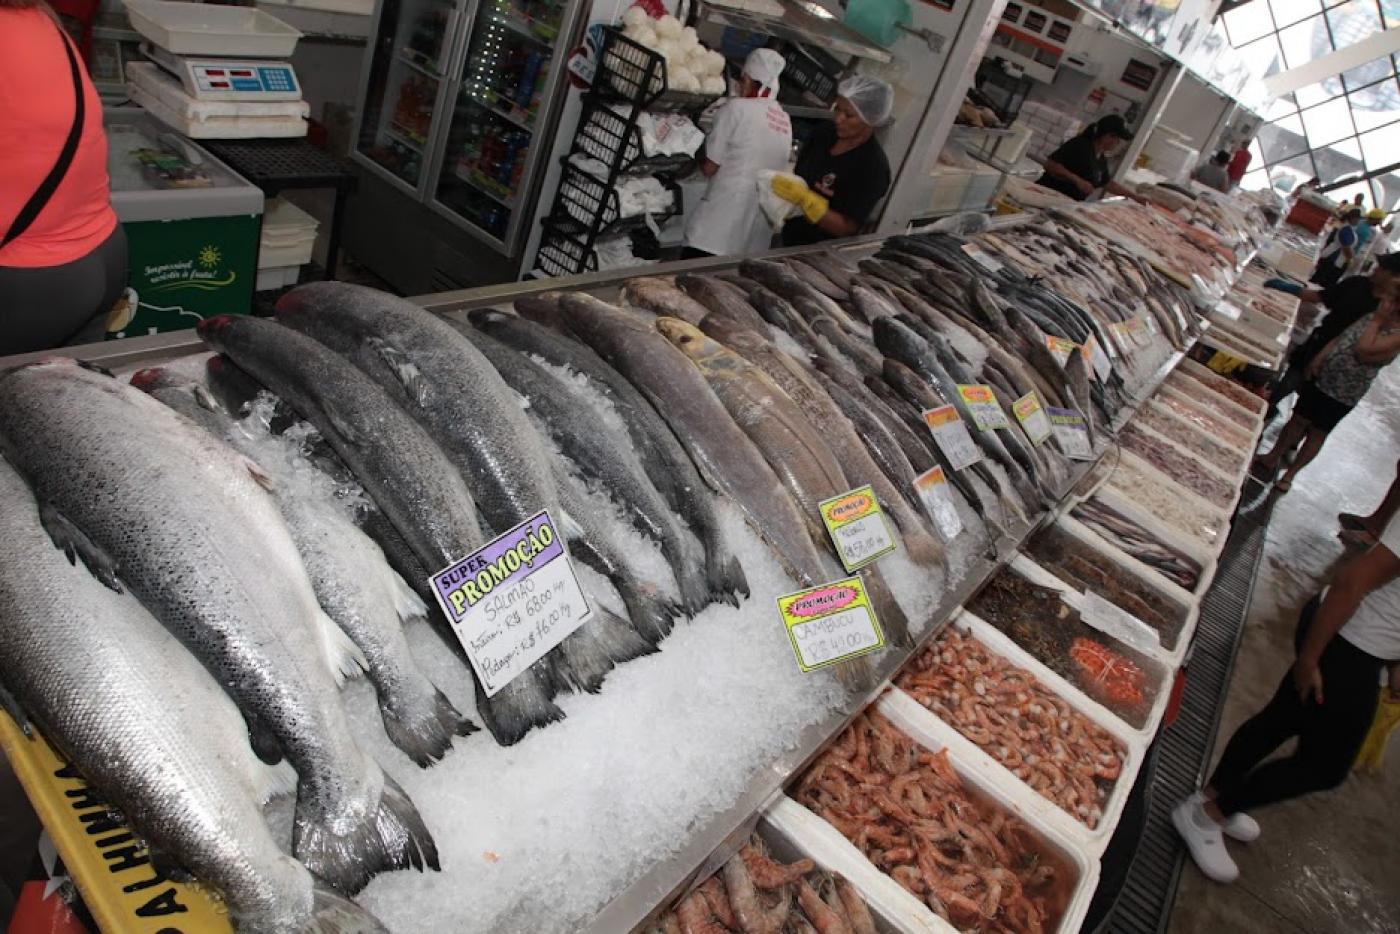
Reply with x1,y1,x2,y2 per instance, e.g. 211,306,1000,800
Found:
142,42,302,101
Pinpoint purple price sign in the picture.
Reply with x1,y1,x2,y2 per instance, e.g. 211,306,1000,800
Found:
432,510,565,623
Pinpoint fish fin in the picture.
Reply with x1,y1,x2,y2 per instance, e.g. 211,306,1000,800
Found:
241,455,276,491
586,605,658,667
475,666,565,745
555,627,615,694
368,336,431,408
382,683,477,768
241,708,285,765
701,527,749,606
306,877,391,933
0,679,32,737
295,768,439,894
899,522,946,571
558,509,586,542
315,610,369,685
38,504,122,593
251,759,298,803
387,568,428,622
863,568,912,649
192,384,223,413
618,582,681,644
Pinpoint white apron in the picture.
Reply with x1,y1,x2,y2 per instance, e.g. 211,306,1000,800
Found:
684,96,792,257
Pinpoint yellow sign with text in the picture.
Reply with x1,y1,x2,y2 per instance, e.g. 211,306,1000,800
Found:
778,577,885,672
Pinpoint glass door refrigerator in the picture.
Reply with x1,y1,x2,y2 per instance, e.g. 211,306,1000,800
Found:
352,0,583,258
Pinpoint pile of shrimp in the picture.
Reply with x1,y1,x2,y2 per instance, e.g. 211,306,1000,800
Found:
794,710,1072,933
895,627,1125,829
650,835,878,934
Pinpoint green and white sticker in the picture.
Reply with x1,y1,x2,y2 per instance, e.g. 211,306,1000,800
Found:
1012,391,1052,446
819,485,896,572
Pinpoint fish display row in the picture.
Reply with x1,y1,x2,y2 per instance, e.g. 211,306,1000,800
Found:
1069,499,1204,592
0,217,1220,932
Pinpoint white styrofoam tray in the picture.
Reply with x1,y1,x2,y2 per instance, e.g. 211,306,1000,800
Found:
1002,559,1175,739
1116,425,1244,518
888,614,1145,855
1174,357,1267,421
1099,450,1233,553
1141,397,1253,482
1155,382,1261,450
126,0,302,57
1068,486,1221,601
773,697,1101,934
1022,517,1199,665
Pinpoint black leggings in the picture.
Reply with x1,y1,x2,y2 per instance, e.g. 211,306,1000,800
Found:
1209,595,1384,815
0,223,127,355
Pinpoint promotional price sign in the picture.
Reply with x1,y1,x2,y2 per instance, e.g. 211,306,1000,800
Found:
778,577,884,672
1012,391,1052,446
819,485,896,572
913,465,963,540
1084,335,1112,381
431,510,591,697
1045,335,1076,367
922,405,982,471
956,384,1011,431
1047,408,1093,460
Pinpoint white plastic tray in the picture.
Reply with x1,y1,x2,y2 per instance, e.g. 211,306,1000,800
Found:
887,614,1145,855
1153,383,1261,451
1000,561,1175,739
1142,397,1252,480
1101,451,1232,554
1070,486,1221,600
762,801,959,934
1117,427,1244,517
126,0,302,57
1023,517,1199,665
1172,358,1266,421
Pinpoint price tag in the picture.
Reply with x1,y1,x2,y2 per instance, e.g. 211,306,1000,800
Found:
961,242,1004,273
778,577,885,672
1048,407,1093,460
1046,335,1076,367
922,405,983,471
819,485,896,572
913,465,963,540
1080,590,1161,654
1084,335,1112,381
430,509,591,697
1012,391,1052,446
956,384,1011,431
1215,301,1243,321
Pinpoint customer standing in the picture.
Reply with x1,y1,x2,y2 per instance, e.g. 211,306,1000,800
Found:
682,49,792,260
1226,139,1251,189
1253,293,1400,492
1192,151,1232,193
1311,207,1363,288
1174,525,1400,883
0,0,125,354
774,75,893,246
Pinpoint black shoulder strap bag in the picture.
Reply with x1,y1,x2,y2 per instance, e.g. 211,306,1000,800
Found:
2,22,86,249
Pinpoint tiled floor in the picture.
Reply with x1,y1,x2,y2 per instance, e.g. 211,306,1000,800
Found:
1168,367,1400,933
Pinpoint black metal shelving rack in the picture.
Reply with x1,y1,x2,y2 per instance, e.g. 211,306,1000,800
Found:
536,27,720,277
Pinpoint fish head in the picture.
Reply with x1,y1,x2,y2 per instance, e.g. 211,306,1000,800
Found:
697,313,765,350
655,317,725,362
195,314,241,350
129,367,175,392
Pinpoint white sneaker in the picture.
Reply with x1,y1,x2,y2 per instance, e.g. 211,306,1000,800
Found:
1172,795,1239,883
1194,792,1261,842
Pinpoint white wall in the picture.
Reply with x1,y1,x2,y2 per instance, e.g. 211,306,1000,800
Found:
1025,21,1168,115
1155,73,1232,155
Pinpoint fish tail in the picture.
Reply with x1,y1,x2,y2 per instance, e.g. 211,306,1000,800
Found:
619,582,682,643
895,513,945,570
831,655,875,691
666,535,713,616
702,527,750,607
589,605,658,664
476,666,564,745
381,684,476,768
864,569,912,649
293,771,438,895
556,624,618,694
301,877,390,932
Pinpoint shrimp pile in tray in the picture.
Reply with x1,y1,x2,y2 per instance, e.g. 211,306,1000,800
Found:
651,835,878,934
794,710,1074,933
896,627,1126,829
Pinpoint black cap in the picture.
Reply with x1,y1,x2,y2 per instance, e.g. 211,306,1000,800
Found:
1094,114,1132,140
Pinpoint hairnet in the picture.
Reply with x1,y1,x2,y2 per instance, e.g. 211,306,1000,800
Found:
743,48,785,95
837,75,894,127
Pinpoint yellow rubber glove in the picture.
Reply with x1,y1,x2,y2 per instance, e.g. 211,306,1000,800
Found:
1354,689,1400,774
771,174,829,225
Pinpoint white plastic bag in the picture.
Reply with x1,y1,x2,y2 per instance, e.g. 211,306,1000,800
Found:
756,170,801,230
635,112,704,158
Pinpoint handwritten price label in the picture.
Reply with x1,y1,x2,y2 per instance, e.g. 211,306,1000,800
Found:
778,577,884,672
957,384,1011,431
1046,335,1076,367
914,465,963,541
430,510,591,697
1048,407,1093,460
819,485,895,572
1084,335,1112,381
1012,391,1052,446
1080,590,1160,654
923,405,983,471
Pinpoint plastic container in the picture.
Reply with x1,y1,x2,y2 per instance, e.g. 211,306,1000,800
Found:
1115,425,1242,514
571,102,695,176
1153,383,1260,450
255,264,301,290
1176,357,1268,417
1020,519,1199,664
533,218,599,278
783,700,1100,934
761,801,959,934
888,617,1144,851
1070,486,1220,599
1137,398,1252,482
1111,450,1235,545
593,27,722,113
125,0,302,57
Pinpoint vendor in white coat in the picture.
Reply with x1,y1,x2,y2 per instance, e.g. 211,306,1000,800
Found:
682,49,793,259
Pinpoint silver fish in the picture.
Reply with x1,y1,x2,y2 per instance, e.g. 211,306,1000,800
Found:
0,457,388,934
0,359,436,895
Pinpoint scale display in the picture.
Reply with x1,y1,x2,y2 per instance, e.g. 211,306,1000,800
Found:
142,45,303,101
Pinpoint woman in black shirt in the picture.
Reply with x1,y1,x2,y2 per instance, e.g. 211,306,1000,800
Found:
1036,114,1143,202
774,76,893,246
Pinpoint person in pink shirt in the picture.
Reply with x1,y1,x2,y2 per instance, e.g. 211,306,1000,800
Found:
0,0,125,354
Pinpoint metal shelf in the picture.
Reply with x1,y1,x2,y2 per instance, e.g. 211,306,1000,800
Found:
697,0,892,63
